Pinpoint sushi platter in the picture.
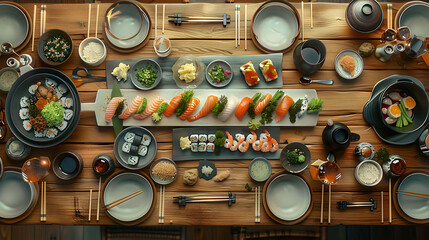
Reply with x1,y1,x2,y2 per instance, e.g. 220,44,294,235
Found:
82,89,319,127
105,53,283,89
172,127,281,161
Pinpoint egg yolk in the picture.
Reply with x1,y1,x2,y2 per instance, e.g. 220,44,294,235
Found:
389,105,401,116
404,97,416,109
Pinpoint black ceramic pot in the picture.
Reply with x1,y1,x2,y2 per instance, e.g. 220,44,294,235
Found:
322,121,360,151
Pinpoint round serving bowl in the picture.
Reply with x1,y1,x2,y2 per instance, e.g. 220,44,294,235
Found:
150,158,178,185
355,159,383,187
395,1,429,39
249,157,272,182
78,37,107,67
334,50,364,80
172,55,205,89
205,59,233,88
280,142,311,173
0,2,31,53
37,29,73,66
52,151,83,180
130,59,162,90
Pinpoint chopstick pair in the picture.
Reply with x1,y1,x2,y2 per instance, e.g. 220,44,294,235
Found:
39,5,46,37
235,4,241,48
88,178,102,222
254,186,260,223
397,190,429,199
87,4,101,38
320,183,331,224
105,190,143,210
158,185,165,224
40,181,46,222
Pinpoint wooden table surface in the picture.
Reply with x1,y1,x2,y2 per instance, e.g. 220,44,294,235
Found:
0,2,429,226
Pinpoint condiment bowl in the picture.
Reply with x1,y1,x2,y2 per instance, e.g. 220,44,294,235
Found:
78,37,107,67
150,158,178,185
52,151,83,181
0,68,19,92
355,159,383,187
130,59,162,90
172,55,205,89
37,29,73,66
280,142,311,173
334,50,363,80
205,59,233,88
249,157,272,182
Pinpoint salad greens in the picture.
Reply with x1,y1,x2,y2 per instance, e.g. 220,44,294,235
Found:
214,130,226,154
136,66,157,88
41,101,65,127
43,35,71,62
307,98,324,113
260,90,284,125
247,93,262,119
175,90,194,117
212,95,228,116
111,81,123,136
208,65,227,83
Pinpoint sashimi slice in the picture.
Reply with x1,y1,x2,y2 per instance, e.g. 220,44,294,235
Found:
105,97,125,122
187,95,218,121
164,93,184,117
179,97,200,120
254,93,272,116
118,96,143,119
133,96,164,120
235,96,253,121
275,95,294,122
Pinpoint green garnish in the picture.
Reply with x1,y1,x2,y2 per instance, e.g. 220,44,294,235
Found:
28,105,39,118
260,90,284,125
375,148,389,163
115,101,124,116
111,81,123,136
307,98,324,113
135,98,147,114
214,130,226,155
175,90,194,117
298,155,306,163
152,102,168,123
248,93,262,119
41,101,65,127
248,119,261,130
136,66,157,88
245,183,252,192
289,99,303,123
211,95,228,116
287,151,299,164
208,65,227,83
43,35,71,62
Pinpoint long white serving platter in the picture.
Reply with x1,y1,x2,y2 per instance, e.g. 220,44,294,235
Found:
81,89,318,127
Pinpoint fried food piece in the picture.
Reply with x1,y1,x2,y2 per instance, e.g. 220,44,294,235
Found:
340,55,356,77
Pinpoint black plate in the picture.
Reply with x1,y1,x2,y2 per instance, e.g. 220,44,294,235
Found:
5,68,81,148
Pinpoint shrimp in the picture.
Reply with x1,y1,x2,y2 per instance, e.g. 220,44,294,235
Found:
261,140,272,152
270,137,279,152
252,140,262,151
224,131,233,149
230,136,244,151
246,130,257,144
238,140,250,153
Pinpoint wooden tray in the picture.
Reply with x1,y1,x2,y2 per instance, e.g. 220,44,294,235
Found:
81,89,319,127
172,127,281,161
105,53,283,89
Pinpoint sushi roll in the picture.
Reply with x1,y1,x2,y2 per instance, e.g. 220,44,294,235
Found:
132,135,143,146
240,61,260,87
34,129,47,138
190,134,198,143
55,91,62,100
198,142,207,152
138,145,148,157
57,121,68,131
208,134,216,143
20,97,29,108
64,109,73,121
141,134,151,146
28,84,39,94
122,142,131,153
124,132,136,143
191,143,199,152
59,97,66,106
129,145,139,156
259,59,278,82
128,156,139,165
57,84,68,95
46,128,58,138
22,120,32,131
207,143,215,152
19,108,29,120
199,134,207,142
64,98,73,108
45,78,57,88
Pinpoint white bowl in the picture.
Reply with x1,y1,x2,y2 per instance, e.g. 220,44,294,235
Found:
355,160,383,187
79,37,107,67
334,49,364,80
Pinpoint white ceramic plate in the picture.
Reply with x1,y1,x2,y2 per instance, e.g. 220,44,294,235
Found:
397,172,429,220
399,4,429,38
266,174,311,221
0,4,29,48
253,3,299,52
0,171,36,219
104,172,153,222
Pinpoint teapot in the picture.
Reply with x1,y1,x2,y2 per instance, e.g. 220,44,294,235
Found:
322,120,360,151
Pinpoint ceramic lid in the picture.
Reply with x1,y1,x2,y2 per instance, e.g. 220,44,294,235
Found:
346,0,383,33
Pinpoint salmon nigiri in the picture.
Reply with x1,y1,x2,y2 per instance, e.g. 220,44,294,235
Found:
235,97,253,121
254,93,273,116
134,96,164,120
179,97,200,120
163,93,184,117
118,96,143,119
105,97,125,122
275,95,294,122
187,95,218,122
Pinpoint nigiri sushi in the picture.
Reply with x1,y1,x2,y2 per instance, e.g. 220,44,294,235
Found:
218,97,239,122
240,61,260,87
179,97,200,120
259,59,278,82
133,96,164,120
118,96,143,119
105,97,125,122
235,96,253,121
187,95,218,121
164,93,184,117
274,95,294,122
254,93,272,116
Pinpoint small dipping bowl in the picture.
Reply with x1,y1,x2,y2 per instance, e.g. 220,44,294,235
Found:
79,37,107,67
52,151,83,180
334,50,364,80
355,159,383,187
0,67,19,92
205,59,233,88
92,154,115,176
150,158,178,185
249,157,272,182
5,136,31,161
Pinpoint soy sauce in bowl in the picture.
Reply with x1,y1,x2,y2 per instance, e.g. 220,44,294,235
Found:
53,151,83,180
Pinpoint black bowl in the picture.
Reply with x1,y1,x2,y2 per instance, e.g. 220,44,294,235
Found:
37,29,73,66
52,151,83,180
5,68,81,148
379,79,429,134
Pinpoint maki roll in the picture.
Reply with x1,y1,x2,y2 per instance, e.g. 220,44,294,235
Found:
28,84,39,94
124,132,136,143
57,121,68,131
34,129,47,138
198,142,207,152
141,134,151,146
138,145,148,157
19,108,29,120
58,97,66,106
240,61,260,87
64,109,73,121
129,145,139,156
208,134,216,143
132,134,143,146
122,142,131,153
23,120,32,131
45,78,57,88
128,156,139,165
57,84,68,95
191,143,198,152
64,98,73,108
190,134,198,143
207,143,215,152
46,128,58,138
199,134,207,143
20,97,29,108
259,59,278,82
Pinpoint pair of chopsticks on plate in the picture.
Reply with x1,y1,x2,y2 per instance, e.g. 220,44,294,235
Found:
254,186,260,223
88,178,103,222
40,181,47,222
158,185,166,224
87,4,101,38
32,5,47,52
154,4,166,37
320,183,332,224
105,189,143,210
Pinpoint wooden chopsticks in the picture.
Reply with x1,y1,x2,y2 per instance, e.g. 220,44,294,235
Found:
155,4,158,37
40,5,46,37
397,190,429,199
328,183,331,224
389,178,392,223
105,190,143,210
32,5,36,52
96,177,101,222
254,186,260,223
40,181,46,222
381,191,384,223
235,4,238,48
162,4,165,34
320,183,324,224
159,185,165,224
244,4,247,51
95,4,100,38
301,1,305,40
87,4,91,38
387,4,392,30
88,189,92,222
